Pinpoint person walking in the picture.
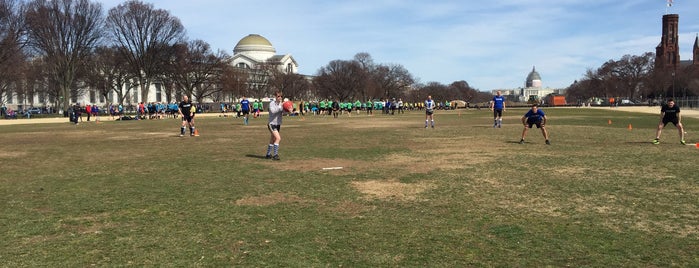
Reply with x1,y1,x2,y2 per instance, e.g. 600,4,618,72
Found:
265,92,284,160
178,95,196,137
425,95,436,128
652,98,685,145
520,104,550,145
490,90,506,128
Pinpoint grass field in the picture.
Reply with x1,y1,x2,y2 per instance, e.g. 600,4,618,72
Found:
1,107,697,267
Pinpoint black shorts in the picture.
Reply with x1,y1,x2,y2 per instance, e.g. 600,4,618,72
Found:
268,123,281,132
182,115,193,123
493,109,503,118
527,119,543,128
426,109,434,115
662,118,679,126
242,110,250,115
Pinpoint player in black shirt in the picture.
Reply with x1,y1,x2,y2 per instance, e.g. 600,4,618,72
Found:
653,98,685,145
178,95,196,137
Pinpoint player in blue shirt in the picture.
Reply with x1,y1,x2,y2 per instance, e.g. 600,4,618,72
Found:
240,96,251,125
490,90,506,128
520,104,550,145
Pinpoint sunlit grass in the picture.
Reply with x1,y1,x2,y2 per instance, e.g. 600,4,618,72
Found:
1,108,697,266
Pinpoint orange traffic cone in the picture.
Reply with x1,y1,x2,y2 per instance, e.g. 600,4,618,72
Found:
627,124,632,130
608,119,612,125
194,129,200,136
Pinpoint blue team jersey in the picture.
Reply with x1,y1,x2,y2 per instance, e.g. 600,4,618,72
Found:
524,109,545,121
493,96,505,109
240,99,250,111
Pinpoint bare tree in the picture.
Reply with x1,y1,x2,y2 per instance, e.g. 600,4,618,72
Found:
267,69,311,100
0,0,26,105
313,59,364,101
219,64,249,102
371,63,414,99
352,52,374,100
84,45,138,105
166,40,229,103
106,0,185,104
24,0,104,111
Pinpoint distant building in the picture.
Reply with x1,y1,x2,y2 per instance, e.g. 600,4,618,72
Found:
231,34,299,97
654,13,699,98
2,34,302,111
492,66,564,103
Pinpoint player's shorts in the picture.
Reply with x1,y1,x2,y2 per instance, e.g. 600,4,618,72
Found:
526,119,543,128
426,109,434,115
493,109,503,118
241,109,250,115
662,118,680,126
268,123,281,132
182,115,193,123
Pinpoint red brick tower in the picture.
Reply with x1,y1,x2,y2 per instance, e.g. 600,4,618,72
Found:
655,14,680,70
693,34,699,65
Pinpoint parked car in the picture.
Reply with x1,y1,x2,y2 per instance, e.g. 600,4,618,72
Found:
26,107,42,114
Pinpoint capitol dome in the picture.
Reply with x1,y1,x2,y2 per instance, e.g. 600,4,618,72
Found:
233,34,276,59
525,66,542,88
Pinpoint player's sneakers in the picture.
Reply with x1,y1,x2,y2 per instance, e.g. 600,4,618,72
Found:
519,139,525,144
179,134,184,137
265,154,272,159
545,140,551,145
652,138,660,145
272,155,280,161
680,140,686,145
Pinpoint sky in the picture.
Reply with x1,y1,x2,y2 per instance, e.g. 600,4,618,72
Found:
99,0,699,91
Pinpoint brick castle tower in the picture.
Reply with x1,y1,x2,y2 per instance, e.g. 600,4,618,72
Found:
655,14,680,70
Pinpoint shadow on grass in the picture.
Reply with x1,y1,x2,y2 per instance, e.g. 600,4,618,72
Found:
245,154,268,159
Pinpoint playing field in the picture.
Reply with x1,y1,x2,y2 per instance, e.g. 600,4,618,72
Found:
1,107,697,266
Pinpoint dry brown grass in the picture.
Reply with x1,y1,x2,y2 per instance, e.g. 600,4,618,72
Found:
351,179,436,201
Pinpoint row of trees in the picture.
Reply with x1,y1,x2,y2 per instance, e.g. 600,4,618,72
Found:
312,52,489,103
566,52,699,103
1,0,488,114
0,0,261,112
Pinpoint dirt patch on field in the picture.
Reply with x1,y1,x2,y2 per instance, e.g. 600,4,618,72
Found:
351,179,435,201
235,192,310,206
0,151,28,159
327,200,376,218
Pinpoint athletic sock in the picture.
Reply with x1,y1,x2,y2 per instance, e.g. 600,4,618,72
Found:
180,127,185,135
266,144,273,156
273,144,279,155
431,120,434,127
425,120,428,127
